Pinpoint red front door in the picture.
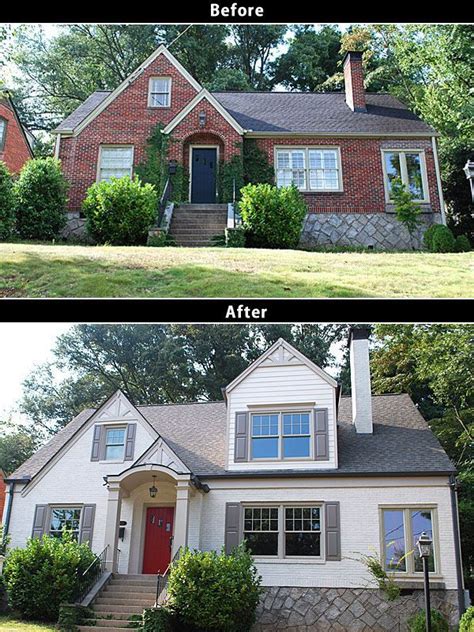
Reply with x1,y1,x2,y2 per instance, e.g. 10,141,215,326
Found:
142,506,174,574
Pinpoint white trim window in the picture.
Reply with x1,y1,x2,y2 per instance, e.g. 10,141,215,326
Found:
104,427,126,461
0,117,7,151
49,507,81,540
381,507,436,574
276,147,342,192
148,77,171,108
285,506,322,557
243,506,279,556
250,411,312,460
99,146,134,182
383,150,428,202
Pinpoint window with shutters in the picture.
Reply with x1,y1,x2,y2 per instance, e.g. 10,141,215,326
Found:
105,426,126,460
250,411,317,460
49,507,81,540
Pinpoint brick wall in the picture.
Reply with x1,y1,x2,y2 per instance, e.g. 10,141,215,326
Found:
0,100,32,173
255,136,441,214
343,52,366,112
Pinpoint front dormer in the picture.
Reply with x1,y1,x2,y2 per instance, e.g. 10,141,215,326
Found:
225,339,338,471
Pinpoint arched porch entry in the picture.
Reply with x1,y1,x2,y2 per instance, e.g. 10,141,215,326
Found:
183,132,224,204
103,464,193,574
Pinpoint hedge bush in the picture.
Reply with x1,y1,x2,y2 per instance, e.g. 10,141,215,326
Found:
83,176,157,245
407,609,449,632
423,223,439,251
455,234,471,252
14,158,68,240
431,224,456,253
225,226,246,247
166,545,263,632
459,605,474,632
0,161,15,241
143,607,176,632
3,533,96,621
239,183,307,249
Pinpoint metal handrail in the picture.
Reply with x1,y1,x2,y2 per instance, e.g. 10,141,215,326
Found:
154,547,182,606
75,545,108,603
157,177,172,227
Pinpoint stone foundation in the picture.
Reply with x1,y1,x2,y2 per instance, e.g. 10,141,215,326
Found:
61,211,88,242
253,586,459,632
300,212,443,251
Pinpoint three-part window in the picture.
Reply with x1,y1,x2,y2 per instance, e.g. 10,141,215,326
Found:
275,148,342,192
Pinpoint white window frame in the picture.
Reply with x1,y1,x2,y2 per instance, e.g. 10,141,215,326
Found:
0,117,7,152
97,145,134,183
379,505,440,577
148,76,172,108
104,425,127,462
242,502,325,561
49,506,82,540
381,149,430,204
250,410,313,462
274,146,343,193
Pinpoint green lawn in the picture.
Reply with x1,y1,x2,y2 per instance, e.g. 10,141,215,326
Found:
0,242,472,298
0,616,56,631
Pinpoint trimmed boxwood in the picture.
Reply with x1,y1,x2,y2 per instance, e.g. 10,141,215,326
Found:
83,176,158,245
459,605,474,632
454,234,471,252
431,224,456,253
0,161,15,241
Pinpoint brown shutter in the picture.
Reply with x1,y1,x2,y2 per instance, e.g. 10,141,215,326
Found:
91,425,102,461
124,423,137,461
225,502,241,554
79,505,96,545
234,412,249,462
314,409,329,461
31,504,48,539
325,502,341,561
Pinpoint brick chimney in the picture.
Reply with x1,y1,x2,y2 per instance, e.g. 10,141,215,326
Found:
343,51,367,113
349,326,373,434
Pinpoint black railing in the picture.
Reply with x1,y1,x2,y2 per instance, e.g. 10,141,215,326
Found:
155,547,181,606
157,177,172,227
75,545,108,604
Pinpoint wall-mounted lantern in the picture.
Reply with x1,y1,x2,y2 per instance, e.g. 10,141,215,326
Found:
463,160,474,202
168,159,178,175
119,520,127,541
199,110,207,128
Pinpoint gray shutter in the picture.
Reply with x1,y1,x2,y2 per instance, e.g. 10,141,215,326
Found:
124,423,137,461
224,502,241,554
91,425,102,461
79,505,96,545
314,409,329,461
31,504,48,539
325,502,341,561
234,412,249,462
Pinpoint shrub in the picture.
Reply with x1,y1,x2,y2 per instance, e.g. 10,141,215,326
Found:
14,157,68,240
242,139,274,185
143,607,176,632
225,225,246,247
423,224,439,251
166,545,263,632
219,154,245,203
239,183,307,249
407,609,449,632
459,606,474,632
0,161,15,241
390,178,422,247
455,234,471,252
3,533,96,621
83,176,157,245
431,224,456,253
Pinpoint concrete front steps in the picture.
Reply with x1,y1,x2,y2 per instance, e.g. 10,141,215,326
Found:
77,574,156,632
169,204,227,246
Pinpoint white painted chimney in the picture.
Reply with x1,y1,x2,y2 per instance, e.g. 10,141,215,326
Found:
349,326,373,434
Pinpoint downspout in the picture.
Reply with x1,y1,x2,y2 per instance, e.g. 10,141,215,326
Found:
432,136,447,225
53,134,61,160
449,474,466,617
2,482,15,544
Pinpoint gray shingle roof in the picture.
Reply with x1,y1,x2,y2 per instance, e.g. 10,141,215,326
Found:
10,394,454,482
54,90,435,136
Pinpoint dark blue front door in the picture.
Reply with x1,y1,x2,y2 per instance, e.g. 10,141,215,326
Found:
191,148,217,203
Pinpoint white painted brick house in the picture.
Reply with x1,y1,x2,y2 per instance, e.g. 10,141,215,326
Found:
3,330,466,630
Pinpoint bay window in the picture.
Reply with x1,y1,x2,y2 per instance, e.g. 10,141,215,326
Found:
382,506,436,574
98,146,134,182
383,150,428,202
276,147,342,192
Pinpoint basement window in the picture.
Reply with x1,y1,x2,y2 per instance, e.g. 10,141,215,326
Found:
148,77,171,108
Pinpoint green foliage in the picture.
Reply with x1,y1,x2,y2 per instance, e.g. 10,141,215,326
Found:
206,68,252,92
57,603,94,631
423,224,439,251
0,524,11,556
218,154,244,203
407,610,449,632
170,164,189,204
83,176,157,245
3,533,96,622
242,139,274,186
455,234,471,252
459,606,474,632
439,138,473,240
239,183,307,249
0,162,16,241
147,232,176,247
358,551,401,601
142,607,175,632
166,545,263,632
431,225,456,253
0,419,38,475
14,158,68,240
390,178,422,242
225,226,247,248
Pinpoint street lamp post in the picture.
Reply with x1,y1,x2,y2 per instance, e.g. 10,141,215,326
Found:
417,531,433,632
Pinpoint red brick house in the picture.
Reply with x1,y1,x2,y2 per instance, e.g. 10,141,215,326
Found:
53,45,446,249
0,93,34,173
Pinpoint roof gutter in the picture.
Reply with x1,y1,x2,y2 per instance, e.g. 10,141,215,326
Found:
244,131,440,138
449,474,467,617
199,470,456,480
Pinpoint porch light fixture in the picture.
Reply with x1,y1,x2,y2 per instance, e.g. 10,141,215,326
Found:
199,110,207,128
149,476,158,499
416,531,433,632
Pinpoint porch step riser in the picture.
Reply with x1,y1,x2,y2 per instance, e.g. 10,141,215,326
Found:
104,588,156,597
95,597,154,606
94,612,144,621
93,605,145,614
78,627,137,632
176,205,227,211
83,620,133,629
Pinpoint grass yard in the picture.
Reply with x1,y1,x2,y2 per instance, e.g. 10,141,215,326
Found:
0,242,472,298
0,616,56,631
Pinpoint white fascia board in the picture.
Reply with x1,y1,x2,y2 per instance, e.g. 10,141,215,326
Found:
225,338,337,394
163,89,245,136
133,436,191,474
72,45,202,137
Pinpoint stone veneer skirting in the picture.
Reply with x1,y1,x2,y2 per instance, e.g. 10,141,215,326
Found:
300,212,443,251
61,211,88,241
253,586,459,632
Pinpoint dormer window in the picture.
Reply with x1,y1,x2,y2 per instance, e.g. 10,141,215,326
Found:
105,427,126,460
148,77,171,108
0,117,7,151
250,411,312,460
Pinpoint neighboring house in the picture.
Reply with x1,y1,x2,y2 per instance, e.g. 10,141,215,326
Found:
0,93,34,173
3,330,466,630
52,46,446,249
0,469,6,522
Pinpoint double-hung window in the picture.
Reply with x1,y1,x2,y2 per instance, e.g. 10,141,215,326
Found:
49,507,81,540
383,150,428,202
148,77,171,107
0,117,7,151
98,146,134,182
276,147,342,192
250,411,312,460
243,507,279,556
382,507,436,574
105,427,126,460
